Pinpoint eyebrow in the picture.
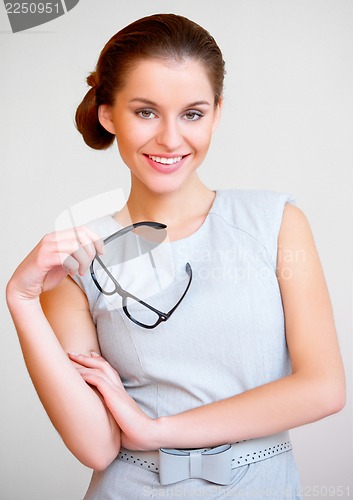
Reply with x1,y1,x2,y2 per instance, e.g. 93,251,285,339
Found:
129,98,211,107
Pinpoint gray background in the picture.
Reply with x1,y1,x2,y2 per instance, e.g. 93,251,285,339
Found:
1,1,352,499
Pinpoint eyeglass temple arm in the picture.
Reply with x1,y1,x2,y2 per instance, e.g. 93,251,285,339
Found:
163,262,193,318
103,221,167,245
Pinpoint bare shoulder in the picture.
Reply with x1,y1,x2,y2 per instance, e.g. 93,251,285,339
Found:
279,203,314,245
277,202,326,307
40,276,100,355
277,203,321,278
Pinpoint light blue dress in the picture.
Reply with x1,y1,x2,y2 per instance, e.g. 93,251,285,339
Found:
72,189,302,499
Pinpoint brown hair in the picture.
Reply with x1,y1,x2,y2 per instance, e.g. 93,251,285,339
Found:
75,13,226,150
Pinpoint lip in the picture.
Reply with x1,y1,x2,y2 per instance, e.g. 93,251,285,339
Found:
144,154,189,174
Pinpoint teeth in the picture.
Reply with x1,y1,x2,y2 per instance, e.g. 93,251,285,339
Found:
149,155,183,165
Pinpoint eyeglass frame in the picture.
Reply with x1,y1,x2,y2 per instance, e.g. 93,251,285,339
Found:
89,221,193,329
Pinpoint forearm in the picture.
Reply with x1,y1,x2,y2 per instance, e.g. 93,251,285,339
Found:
154,371,345,450
7,294,121,470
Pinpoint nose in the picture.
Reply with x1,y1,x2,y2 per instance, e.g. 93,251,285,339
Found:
155,117,182,151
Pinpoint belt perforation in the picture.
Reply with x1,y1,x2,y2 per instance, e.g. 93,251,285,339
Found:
119,452,159,471
117,431,292,485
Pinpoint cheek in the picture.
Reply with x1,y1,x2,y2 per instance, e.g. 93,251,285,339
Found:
189,123,214,151
116,130,141,156
115,134,135,166
120,124,155,151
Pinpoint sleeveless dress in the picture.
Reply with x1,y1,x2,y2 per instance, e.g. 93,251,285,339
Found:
72,189,302,499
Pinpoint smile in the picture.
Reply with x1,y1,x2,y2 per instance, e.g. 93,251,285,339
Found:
148,155,183,165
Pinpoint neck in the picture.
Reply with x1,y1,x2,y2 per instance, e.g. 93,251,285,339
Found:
116,174,215,240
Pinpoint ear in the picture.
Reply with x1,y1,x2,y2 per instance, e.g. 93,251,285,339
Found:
212,97,223,132
98,104,116,135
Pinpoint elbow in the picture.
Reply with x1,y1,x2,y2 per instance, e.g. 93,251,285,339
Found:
325,385,346,416
66,433,121,472
79,445,120,471
316,376,346,418
86,455,116,472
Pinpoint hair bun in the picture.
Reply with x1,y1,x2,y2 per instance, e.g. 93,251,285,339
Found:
86,72,98,88
75,78,115,150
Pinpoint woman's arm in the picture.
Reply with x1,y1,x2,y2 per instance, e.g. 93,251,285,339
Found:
6,229,121,469
153,205,346,448
72,205,345,451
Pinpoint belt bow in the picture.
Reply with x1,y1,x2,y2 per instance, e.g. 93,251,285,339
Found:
159,444,233,485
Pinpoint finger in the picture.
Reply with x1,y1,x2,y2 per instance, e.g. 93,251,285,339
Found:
89,352,123,383
38,250,83,278
70,246,92,276
40,236,87,272
67,226,104,275
68,352,123,387
68,352,99,365
65,226,104,258
60,247,91,277
68,352,112,371
37,244,97,285
77,369,116,395
62,255,80,276
68,358,84,369
78,226,104,256
73,227,99,262
51,226,103,254
53,227,103,264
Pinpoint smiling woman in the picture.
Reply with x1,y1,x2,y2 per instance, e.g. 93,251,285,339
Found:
6,12,345,500
96,58,221,196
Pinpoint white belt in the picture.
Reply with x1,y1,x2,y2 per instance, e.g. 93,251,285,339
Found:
117,431,292,485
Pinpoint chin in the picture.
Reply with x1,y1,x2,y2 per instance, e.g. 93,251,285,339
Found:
147,183,183,195
138,175,190,195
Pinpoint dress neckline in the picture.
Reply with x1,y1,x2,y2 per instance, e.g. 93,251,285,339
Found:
107,190,219,245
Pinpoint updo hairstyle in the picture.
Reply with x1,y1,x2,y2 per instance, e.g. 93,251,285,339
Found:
75,13,226,150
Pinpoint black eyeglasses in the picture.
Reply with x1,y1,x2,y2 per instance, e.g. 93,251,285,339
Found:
90,221,192,329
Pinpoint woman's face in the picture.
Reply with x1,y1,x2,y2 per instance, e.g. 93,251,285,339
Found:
99,57,222,194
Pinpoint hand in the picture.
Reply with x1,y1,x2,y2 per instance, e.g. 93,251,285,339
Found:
68,352,159,451
7,226,103,302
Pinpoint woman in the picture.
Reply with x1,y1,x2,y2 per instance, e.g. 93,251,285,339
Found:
6,13,345,499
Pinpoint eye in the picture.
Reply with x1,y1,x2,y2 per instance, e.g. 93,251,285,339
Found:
136,109,156,120
183,110,204,121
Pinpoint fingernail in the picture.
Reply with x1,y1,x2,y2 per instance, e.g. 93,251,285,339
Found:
68,352,80,357
91,351,100,357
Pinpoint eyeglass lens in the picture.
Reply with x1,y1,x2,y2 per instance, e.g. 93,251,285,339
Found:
92,225,177,313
